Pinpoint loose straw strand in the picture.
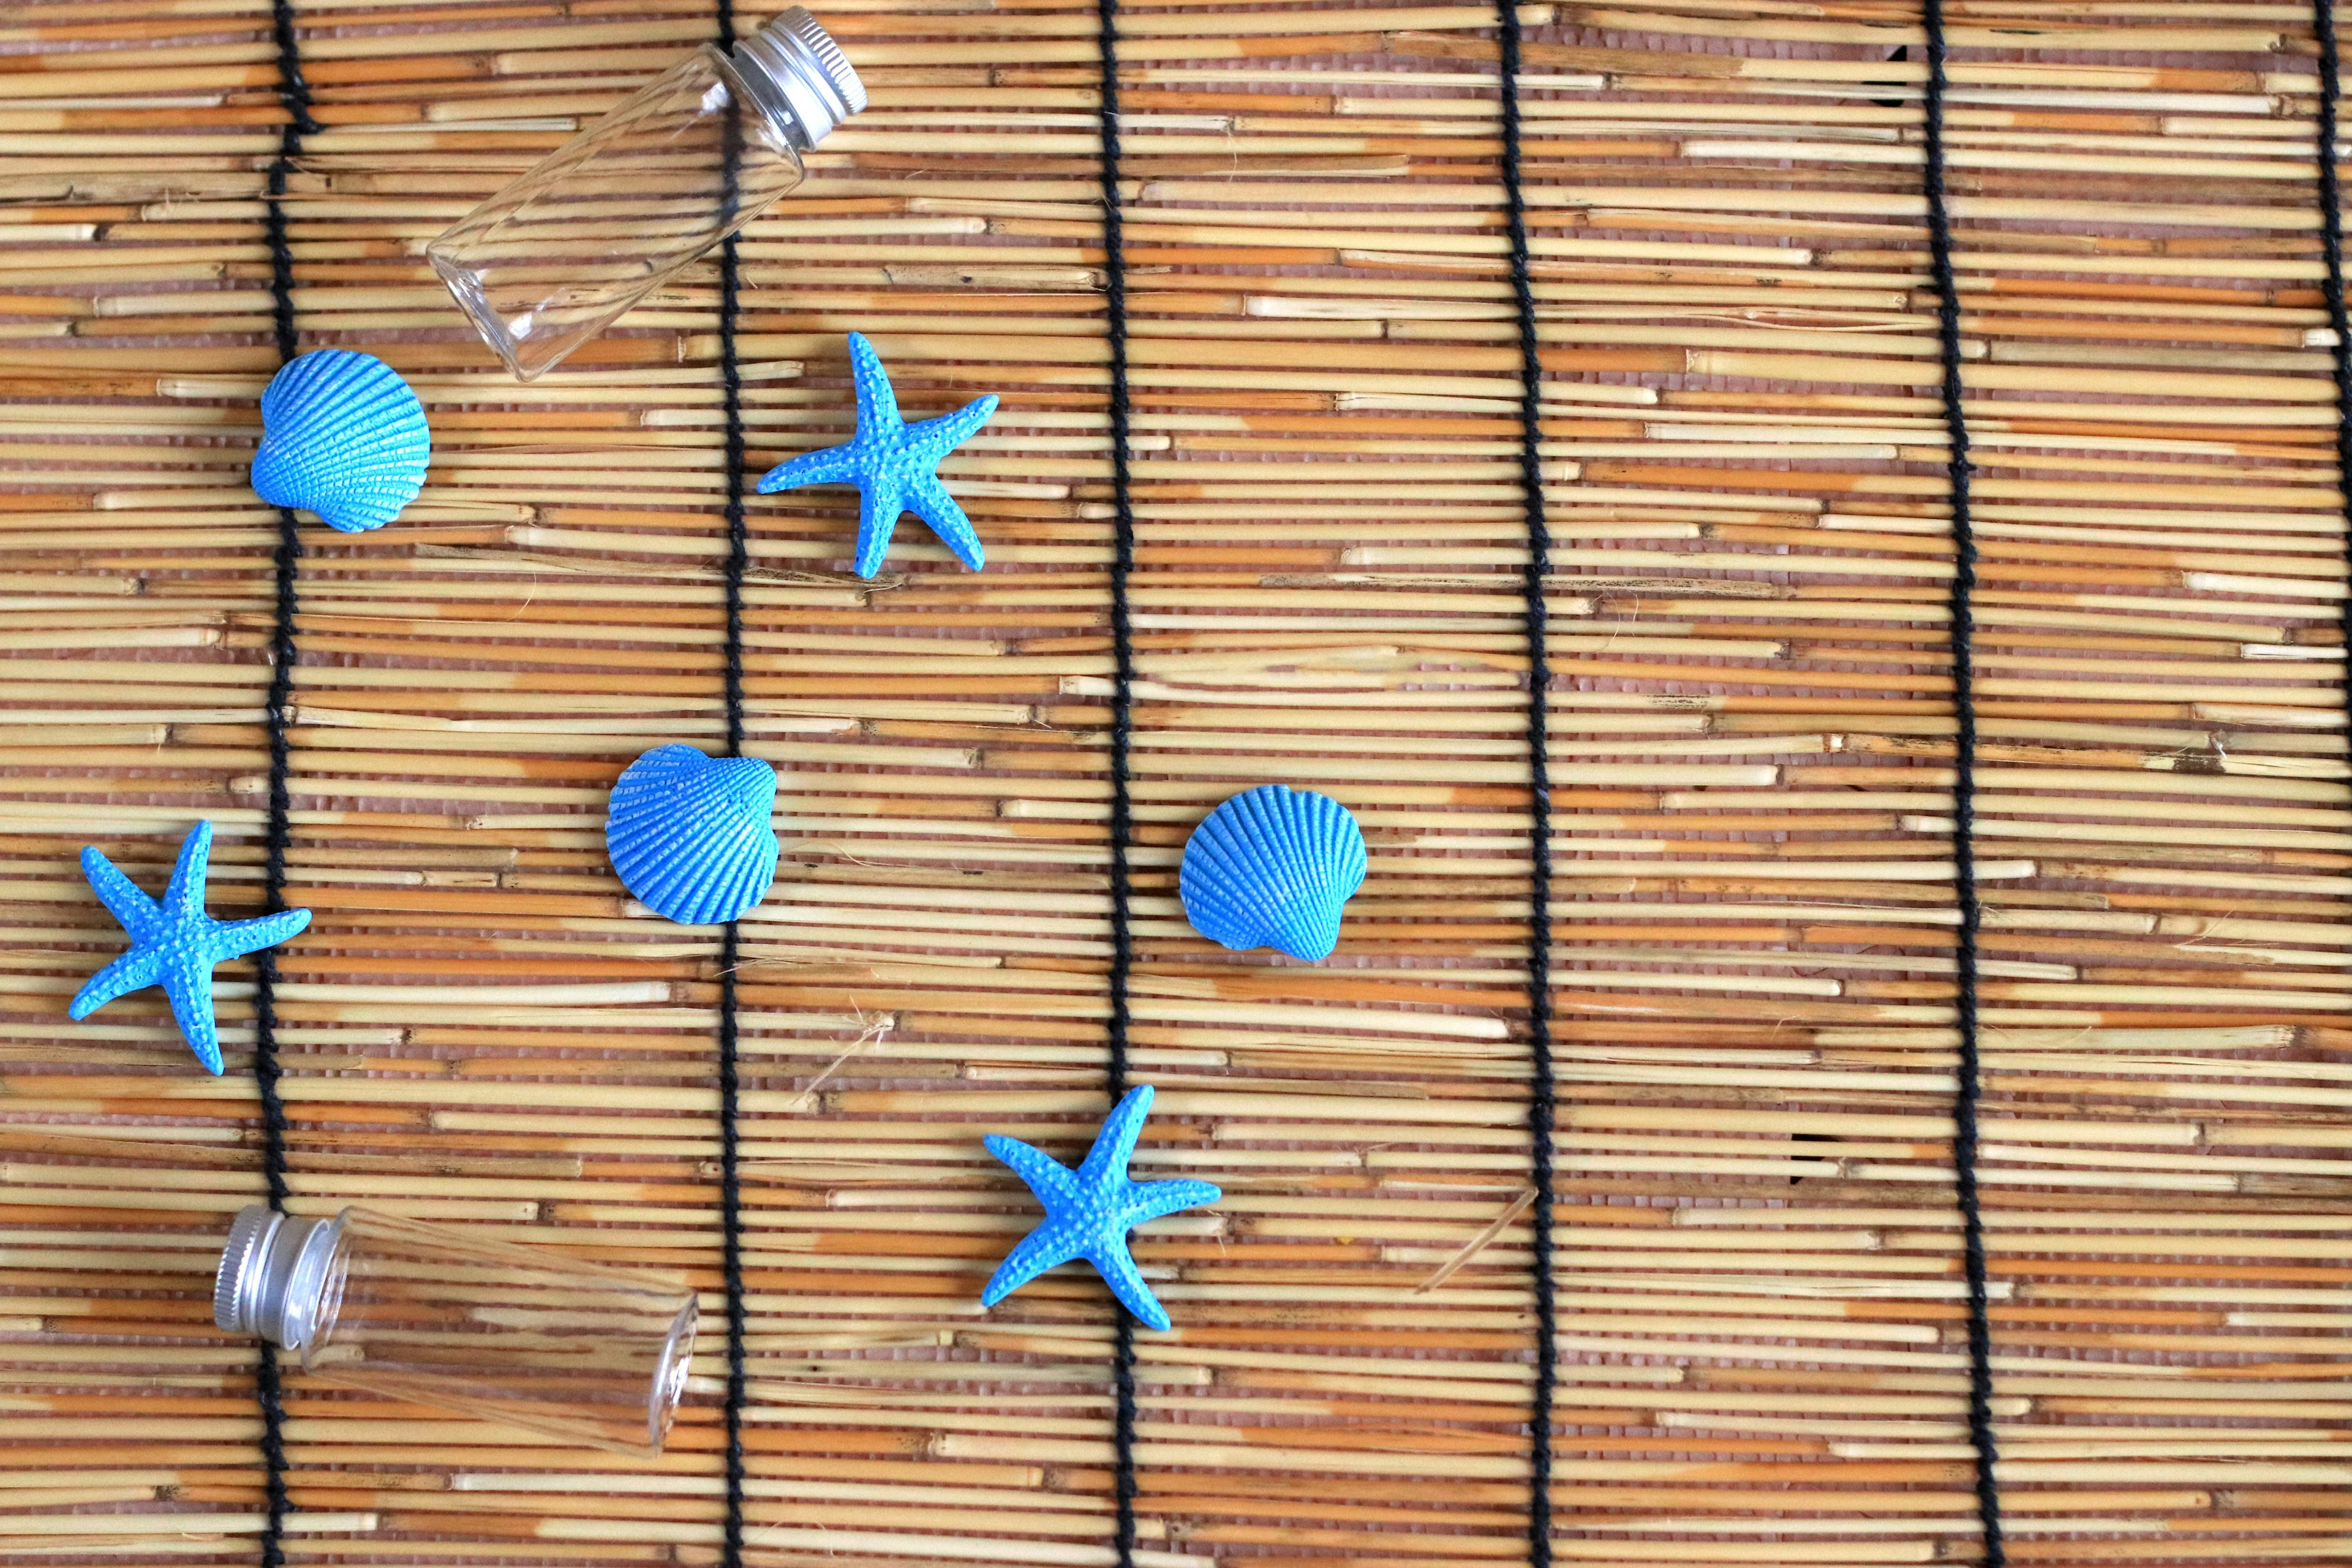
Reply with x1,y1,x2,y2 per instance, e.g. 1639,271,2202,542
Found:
1922,0,2005,1562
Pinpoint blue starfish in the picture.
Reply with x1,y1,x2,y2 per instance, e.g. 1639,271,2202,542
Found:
68,821,312,1076
756,332,997,579
981,1084,1220,1332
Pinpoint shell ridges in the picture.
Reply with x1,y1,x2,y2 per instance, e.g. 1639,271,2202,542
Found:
1178,785,1365,961
606,744,781,927
251,349,430,534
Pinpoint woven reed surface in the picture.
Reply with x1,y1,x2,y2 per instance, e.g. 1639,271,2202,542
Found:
3,0,2350,1562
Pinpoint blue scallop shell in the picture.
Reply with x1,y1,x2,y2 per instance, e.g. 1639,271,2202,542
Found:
1179,785,1366,961
607,745,780,925
251,349,429,533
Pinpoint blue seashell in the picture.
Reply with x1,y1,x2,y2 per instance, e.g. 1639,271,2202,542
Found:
1179,785,1366,961
606,745,780,925
251,349,430,533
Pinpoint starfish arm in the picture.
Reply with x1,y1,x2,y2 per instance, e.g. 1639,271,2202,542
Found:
162,820,216,922
903,475,985,571
1079,1084,1157,1185
1121,1177,1223,1229
214,906,312,962
1084,1235,1171,1332
851,478,910,579
985,1133,1080,1209
69,945,163,1021
905,394,998,462
159,958,225,1076
79,846,160,931
845,332,904,433
755,442,862,495
979,1220,1085,1308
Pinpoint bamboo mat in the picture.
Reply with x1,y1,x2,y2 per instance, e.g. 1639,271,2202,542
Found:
4,0,2351,1562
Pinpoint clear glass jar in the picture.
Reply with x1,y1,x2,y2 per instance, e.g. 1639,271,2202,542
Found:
427,6,864,380
216,1203,698,1455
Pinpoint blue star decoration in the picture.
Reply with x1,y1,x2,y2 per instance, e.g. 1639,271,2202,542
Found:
756,331,997,580
981,1084,1221,1332
67,821,312,1076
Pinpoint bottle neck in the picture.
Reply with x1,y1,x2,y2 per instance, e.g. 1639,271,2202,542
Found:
215,1204,344,1351
728,7,866,153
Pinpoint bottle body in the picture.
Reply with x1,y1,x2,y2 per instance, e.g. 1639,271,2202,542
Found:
428,7,863,380
217,1204,697,1455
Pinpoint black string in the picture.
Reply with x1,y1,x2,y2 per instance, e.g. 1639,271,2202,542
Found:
714,4,750,1562
1494,6,1556,1564
2318,0,2352,706
1093,0,1140,1556
255,0,313,1561
1921,1,2003,1561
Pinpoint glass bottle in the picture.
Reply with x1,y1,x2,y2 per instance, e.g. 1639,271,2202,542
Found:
215,1203,698,1455
427,6,865,380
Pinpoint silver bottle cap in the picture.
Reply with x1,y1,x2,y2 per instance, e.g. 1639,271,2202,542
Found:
734,7,866,151
215,1202,344,1351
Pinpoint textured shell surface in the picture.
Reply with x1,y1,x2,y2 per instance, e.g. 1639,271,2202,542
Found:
607,744,781,926
1178,784,1366,961
251,350,431,534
